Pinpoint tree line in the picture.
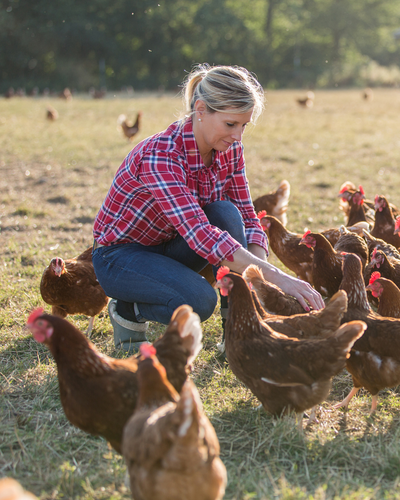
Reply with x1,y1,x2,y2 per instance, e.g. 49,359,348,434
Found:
1,0,400,93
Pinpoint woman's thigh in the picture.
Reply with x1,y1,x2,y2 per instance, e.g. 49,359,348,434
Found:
92,243,218,324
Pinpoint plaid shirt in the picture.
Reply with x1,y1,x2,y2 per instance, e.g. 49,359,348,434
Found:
93,118,268,266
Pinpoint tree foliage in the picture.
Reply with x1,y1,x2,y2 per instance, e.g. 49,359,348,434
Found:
2,0,400,92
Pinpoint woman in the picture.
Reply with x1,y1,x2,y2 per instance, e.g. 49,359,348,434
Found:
93,64,324,353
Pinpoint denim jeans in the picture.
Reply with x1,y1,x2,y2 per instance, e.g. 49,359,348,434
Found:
92,200,247,325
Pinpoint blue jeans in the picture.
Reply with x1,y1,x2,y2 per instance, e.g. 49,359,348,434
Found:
92,200,247,324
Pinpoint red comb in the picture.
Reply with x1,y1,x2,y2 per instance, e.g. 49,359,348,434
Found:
140,344,156,358
339,185,348,194
395,217,400,231
359,185,364,195
257,210,267,220
302,230,311,238
216,266,230,281
27,308,44,325
369,271,381,285
371,248,378,258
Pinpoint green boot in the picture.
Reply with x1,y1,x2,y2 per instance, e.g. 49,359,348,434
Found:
108,299,149,354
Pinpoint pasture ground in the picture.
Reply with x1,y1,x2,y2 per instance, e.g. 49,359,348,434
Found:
2,89,400,499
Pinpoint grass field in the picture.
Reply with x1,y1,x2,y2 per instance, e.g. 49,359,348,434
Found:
2,88,400,499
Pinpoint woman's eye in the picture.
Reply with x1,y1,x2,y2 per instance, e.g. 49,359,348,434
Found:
226,123,234,127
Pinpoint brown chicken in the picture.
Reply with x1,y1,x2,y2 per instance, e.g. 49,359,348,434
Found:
0,478,38,500
243,264,305,316
40,246,108,335
362,229,400,261
296,91,314,108
215,267,366,426
243,264,349,340
46,105,58,121
59,87,72,100
122,345,227,500
338,183,374,227
336,253,400,412
371,195,400,248
299,228,368,298
253,179,290,227
118,112,142,141
26,304,202,454
364,248,400,291
366,272,400,318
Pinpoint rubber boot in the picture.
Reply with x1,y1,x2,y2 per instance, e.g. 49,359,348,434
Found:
108,299,149,354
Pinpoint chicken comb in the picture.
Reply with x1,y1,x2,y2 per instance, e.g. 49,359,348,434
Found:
359,185,364,195
140,344,156,358
339,185,349,195
371,247,378,258
216,266,230,281
395,216,400,231
302,229,311,238
369,271,381,285
257,210,267,220
27,307,44,325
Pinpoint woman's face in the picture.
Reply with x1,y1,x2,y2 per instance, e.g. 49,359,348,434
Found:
194,102,253,155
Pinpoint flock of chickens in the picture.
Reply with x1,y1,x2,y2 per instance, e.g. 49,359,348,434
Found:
9,178,400,500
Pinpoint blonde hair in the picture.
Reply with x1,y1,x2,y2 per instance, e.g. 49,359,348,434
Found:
182,63,265,123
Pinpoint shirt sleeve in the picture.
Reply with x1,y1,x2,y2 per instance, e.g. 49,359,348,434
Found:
137,151,243,266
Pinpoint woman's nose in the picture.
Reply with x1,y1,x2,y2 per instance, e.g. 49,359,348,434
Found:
232,127,243,141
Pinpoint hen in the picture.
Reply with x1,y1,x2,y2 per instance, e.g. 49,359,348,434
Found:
366,272,400,318
299,228,368,298
296,91,314,108
122,345,227,500
336,253,400,412
118,111,142,141
243,264,349,340
26,304,202,454
371,195,400,248
253,179,290,227
215,267,366,425
362,229,400,261
40,246,108,335
243,264,305,316
46,105,58,121
338,183,374,227
363,248,400,291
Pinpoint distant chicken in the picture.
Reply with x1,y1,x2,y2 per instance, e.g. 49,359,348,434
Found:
27,304,202,454
296,91,315,108
59,87,72,100
336,253,400,412
46,105,58,121
215,267,366,425
362,87,374,101
122,345,227,500
40,246,108,335
118,111,142,141
371,195,400,248
299,225,369,297
253,179,290,227
0,477,38,499
366,272,400,318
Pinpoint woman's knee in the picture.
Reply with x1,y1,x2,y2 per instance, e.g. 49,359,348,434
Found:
203,201,247,247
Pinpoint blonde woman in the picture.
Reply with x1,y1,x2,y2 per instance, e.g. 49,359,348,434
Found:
93,64,324,353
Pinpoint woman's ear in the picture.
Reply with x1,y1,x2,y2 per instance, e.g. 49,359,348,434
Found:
194,99,206,118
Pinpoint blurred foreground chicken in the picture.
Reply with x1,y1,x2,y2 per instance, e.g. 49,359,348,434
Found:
118,111,142,141
0,477,38,500
27,304,202,453
336,253,400,412
253,179,290,227
40,246,108,335
122,345,227,500
215,267,366,426
366,272,400,318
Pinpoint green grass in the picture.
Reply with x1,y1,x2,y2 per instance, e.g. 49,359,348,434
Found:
2,89,400,499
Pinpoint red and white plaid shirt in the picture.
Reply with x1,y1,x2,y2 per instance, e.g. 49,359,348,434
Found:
93,118,268,266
